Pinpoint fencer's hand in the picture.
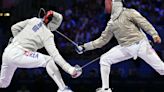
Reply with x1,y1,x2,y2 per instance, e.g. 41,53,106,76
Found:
75,45,84,54
153,35,161,44
71,65,82,78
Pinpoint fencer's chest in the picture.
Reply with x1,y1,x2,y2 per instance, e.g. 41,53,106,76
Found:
109,15,129,35
109,20,122,35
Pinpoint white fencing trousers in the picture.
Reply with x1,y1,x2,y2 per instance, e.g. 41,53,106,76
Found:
100,39,164,75
0,43,52,88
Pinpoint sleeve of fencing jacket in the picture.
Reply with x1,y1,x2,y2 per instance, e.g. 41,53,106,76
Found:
43,36,72,73
11,19,29,37
129,9,159,37
83,25,113,51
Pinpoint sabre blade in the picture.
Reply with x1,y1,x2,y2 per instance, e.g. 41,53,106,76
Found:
55,30,78,47
81,57,100,69
54,30,100,69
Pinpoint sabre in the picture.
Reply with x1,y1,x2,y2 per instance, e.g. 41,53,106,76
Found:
38,8,100,69
55,30,79,47
38,8,46,18
81,57,100,69
54,30,100,69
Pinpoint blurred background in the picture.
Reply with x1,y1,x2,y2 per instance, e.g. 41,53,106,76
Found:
0,0,164,92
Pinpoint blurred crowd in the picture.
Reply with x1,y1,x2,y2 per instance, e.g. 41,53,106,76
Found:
126,0,163,25
57,0,105,48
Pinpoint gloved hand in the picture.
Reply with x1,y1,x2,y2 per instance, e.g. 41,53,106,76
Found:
153,35,161,44
71,65,82,78
43,10,54,24
75,45,85,54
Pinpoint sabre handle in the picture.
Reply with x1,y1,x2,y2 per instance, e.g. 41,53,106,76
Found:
75,45,85,54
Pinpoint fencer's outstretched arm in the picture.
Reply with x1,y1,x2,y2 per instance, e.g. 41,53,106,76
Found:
11,19,29,37
47,11,63,31
43,35,74,75
83,26,113,51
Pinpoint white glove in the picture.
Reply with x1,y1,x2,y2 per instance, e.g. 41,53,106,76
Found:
71,65,82,78
75,45,84,54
